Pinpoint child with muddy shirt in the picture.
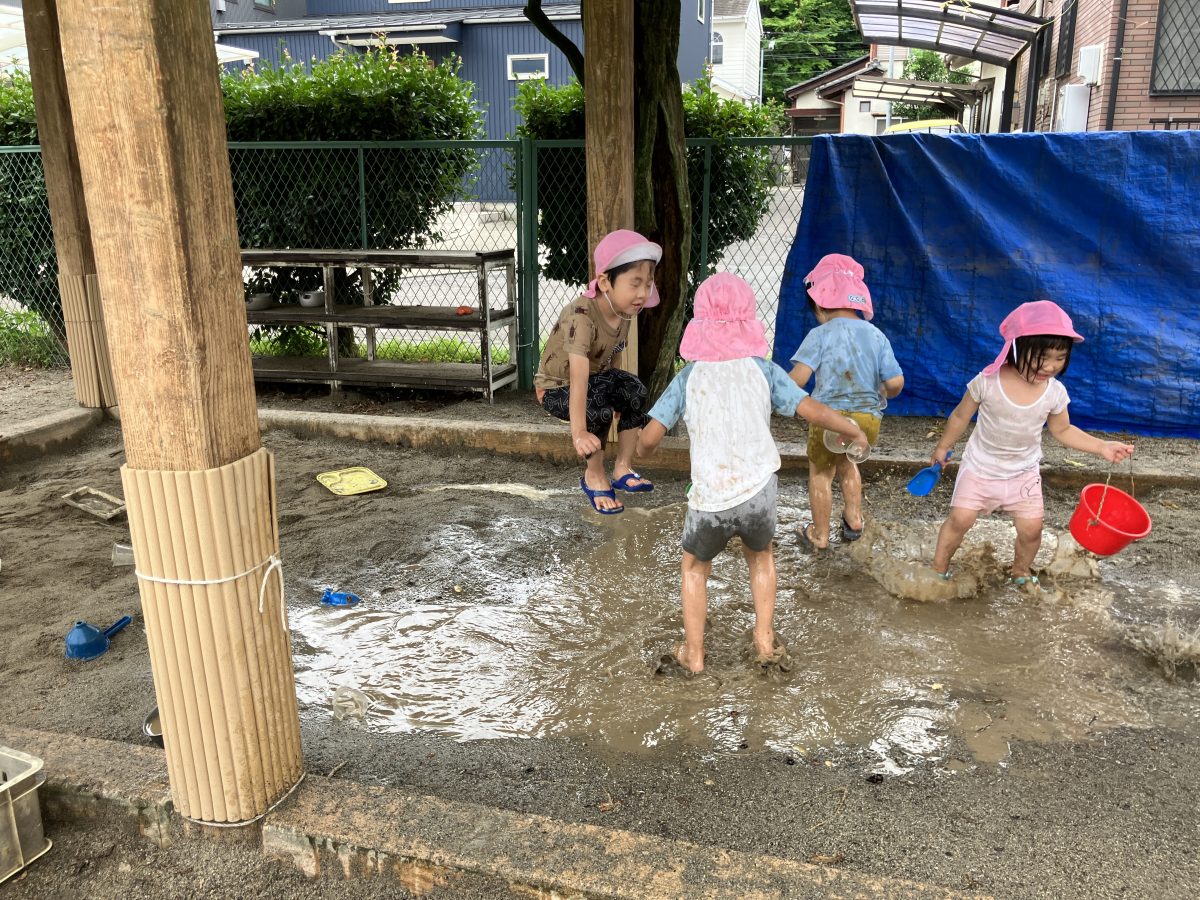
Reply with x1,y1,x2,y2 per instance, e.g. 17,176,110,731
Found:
636,273,868,675
534,230,659,515
788,253,904,551
930,301,1134,587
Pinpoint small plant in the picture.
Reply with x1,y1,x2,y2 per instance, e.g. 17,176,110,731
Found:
0,306,61,367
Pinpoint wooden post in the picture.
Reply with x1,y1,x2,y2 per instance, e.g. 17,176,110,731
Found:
583,0,638,374
56,0,303,823
22,0,116,408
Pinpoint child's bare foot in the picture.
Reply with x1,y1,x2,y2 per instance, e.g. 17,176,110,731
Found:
748,630,791,672
752,626,776,659
656,643,704,676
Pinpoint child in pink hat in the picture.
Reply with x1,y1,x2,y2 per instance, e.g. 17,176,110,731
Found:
788,253,905,550
636,273,868,675
930,300,1135,586
534,229,661,514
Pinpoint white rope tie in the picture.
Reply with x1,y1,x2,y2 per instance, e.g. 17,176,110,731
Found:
135,553,287,631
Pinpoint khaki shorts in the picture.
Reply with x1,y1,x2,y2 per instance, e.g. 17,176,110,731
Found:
807,411,881,471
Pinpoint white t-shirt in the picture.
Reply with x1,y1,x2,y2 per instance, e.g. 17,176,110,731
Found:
647,358,807,512
961,371,1070,479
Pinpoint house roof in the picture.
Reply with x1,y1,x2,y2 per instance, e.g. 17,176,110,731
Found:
213,3,581,37
852,76,986,111
849,0,1046,68
784,55,873,99
713,0,753,19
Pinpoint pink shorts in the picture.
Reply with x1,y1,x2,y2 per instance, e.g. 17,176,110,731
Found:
950,466,1044,519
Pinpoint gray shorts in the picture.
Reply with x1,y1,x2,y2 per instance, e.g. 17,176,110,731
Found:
681,475,778,562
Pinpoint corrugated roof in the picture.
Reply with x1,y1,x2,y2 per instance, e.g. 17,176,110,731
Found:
850,0,1045,67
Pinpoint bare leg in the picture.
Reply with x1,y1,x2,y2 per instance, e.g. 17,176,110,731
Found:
611,427,650,487
1011,516,1044,577
807,462,836,547
933,506,980,574
836,456,864,532
678,552,711,673
582,446,622,512
743,544,777,657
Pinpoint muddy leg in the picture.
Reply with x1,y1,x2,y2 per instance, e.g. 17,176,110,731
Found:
808,463,835,547
1011,516,1044,577
835,455,864,532
743,544,777,658
933,506,980,574
679,551,711,673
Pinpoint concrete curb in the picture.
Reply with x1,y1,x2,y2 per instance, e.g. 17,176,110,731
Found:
257,407,1193,490
2,726,984,899
0,406,104,465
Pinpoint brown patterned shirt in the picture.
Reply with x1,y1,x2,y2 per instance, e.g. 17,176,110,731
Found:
533,296,629,390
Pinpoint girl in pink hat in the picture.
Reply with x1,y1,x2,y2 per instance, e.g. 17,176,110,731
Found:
534,229,661,514
788,253,905,551
930,300,1135,587
636,273,868,675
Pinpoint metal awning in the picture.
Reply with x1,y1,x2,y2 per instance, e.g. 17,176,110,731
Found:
320,22,463,46
852,76,986,111
850,0,1046,67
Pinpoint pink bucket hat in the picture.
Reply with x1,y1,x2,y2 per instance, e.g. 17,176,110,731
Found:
581,229,663,309
679,273,770,362
805,253,873,320
983,300,1084,375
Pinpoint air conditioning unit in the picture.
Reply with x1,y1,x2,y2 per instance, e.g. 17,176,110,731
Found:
1057,84,1091,132
1078,44,1103,85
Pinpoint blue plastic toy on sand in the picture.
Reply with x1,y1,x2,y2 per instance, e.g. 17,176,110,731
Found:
65,616,132,661
907,451,954,497
321,589,361,607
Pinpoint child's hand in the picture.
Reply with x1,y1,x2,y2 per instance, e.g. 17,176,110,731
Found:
1100,441,1135,464
572,432,602,459
931,446,953,466
848,426,870,458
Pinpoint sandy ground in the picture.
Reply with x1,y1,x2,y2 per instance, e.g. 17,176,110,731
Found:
3,370,1200,898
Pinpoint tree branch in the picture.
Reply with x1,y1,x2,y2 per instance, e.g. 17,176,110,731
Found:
524,0,585,85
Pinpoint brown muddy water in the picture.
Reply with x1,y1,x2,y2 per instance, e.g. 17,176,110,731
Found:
288,482,1200,774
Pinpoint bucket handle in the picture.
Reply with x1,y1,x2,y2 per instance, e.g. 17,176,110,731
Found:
1089,453,1135,527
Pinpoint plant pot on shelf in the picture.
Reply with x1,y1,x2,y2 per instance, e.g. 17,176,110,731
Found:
298,290,326,308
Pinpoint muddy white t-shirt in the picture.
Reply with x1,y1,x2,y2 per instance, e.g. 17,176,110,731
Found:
961,371,1069,480
648,358,807,512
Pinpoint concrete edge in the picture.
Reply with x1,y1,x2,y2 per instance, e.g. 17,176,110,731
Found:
1,726,986,899
257,407,1194,491
0,406,104,465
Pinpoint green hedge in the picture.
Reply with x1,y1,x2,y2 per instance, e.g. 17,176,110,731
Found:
514,76,786,288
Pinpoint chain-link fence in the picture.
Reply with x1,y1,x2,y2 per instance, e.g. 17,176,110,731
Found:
0,147,67,369
1,135,811,381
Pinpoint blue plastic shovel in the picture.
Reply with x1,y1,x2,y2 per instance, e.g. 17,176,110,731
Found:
65,615,132,661
907,451,953,497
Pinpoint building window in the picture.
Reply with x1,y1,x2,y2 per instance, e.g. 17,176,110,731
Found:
507,54,549,81
859,100,871,113
698,0,705,24
1054,0,1078,78
711,32,724,66
253,0,275,9
1038,22,1054,79
1152,0,1200,95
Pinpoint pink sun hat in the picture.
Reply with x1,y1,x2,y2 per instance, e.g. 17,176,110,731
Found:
983,300,1084,375
804,253,873,320
679,272,770,362
581,229,664,308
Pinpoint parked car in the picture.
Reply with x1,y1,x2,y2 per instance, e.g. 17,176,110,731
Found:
884,118,965,135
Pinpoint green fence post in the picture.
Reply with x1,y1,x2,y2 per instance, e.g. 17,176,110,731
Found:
699,141,712,276
357,146,368,249
517,137,538,389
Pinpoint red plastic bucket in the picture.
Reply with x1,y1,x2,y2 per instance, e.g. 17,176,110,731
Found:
1068,483,1152,556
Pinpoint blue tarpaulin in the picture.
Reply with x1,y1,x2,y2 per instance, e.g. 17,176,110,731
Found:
774,132,1200,437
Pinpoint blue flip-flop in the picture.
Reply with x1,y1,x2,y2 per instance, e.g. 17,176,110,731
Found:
612,472,654,493
580,477,623,514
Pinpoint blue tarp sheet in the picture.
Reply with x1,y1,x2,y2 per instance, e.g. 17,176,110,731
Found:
774,132,1200,437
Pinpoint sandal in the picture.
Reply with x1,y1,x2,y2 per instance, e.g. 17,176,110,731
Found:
612,472,654,493
798,523,828,553
841,514,863,542
1008,575,1039,587
579,477,623,515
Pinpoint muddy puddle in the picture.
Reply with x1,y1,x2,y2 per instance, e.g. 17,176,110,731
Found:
288,483,1200,772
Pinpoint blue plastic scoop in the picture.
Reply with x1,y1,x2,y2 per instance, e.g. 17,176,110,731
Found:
65,616,132,661
907,451,953,497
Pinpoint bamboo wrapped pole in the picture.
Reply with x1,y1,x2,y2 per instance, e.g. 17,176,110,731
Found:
23,0,116,408
55,0,303,822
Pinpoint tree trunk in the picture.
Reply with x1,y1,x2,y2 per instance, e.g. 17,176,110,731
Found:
632,3,691,397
